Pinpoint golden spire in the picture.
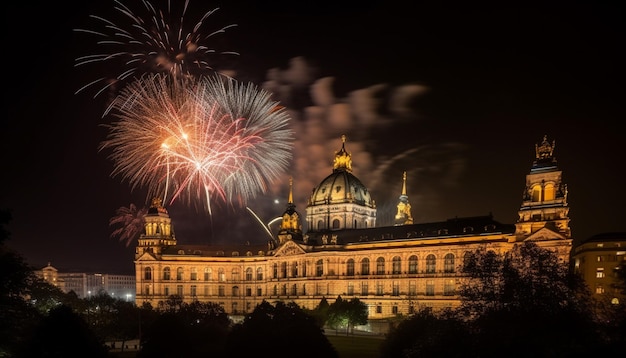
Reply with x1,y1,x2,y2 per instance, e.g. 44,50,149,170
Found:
401,171,408,196
333,135,353,172
395,171,413,225
288,176,293,204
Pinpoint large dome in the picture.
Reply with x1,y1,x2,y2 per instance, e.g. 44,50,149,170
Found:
308,170,374,207
307,135,375,208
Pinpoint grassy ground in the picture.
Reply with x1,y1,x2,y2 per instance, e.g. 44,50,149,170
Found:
326,334,385,358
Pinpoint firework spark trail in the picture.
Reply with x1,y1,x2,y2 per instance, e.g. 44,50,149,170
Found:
74,0,239,98
109,203,148,247
100,73,293,213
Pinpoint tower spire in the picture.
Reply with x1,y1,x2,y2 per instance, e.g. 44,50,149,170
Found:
401,171,408,196
278,177,302,244
394,171,413,225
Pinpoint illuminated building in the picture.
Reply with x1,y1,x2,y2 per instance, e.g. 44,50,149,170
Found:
36,263,135,300
134,135,572,319
572,232,626,305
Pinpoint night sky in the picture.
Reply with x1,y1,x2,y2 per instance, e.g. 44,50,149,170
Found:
3,1,624,274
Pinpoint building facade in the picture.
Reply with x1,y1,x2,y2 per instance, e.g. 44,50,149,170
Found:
572,232,626,305
36,263,135,300
134,135,573,319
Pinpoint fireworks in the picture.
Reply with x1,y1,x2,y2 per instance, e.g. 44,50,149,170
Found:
109,203,148,247
74,0,239,98
100,73,293,213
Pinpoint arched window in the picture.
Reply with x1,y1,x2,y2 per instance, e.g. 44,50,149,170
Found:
245,267,253,281
426,254,436,273
376,257,385,275
232,286,239,297
316,259,324,277
272,263,278,279
256,267,263,280
408,255,418,274
204,267,212,281
332,219,341,229
317,220,324,230
544,183,555,201
281,262,287,278
532,185,541,202
163,267,170,280
361,258,370,275
218,268,225,282
444,253,455,273
144,267,152,280
176,267,183,280
346,259,355,276
231,268,240,281
190,267,197,280
392,256,401,274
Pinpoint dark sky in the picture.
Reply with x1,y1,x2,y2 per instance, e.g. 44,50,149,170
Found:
3,1,624,274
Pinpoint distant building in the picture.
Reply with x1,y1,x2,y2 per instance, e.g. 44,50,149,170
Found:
134,135,573,319
572,232,626,305
35,263,135,300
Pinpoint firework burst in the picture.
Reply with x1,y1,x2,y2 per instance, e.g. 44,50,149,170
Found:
74,0,239,98
100,73,293,213
109,203,148,247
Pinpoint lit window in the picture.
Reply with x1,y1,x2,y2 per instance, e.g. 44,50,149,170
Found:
596,268,605,278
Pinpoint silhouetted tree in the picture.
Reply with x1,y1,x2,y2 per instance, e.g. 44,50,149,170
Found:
380,308,471,358
459,241,602,357
307,296,330,328
16,304,108,358
226,300,338,358
0,209,41,356
138,300,230,358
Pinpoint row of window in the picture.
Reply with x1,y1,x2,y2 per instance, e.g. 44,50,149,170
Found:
143,280,457,298
143,254,463,280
